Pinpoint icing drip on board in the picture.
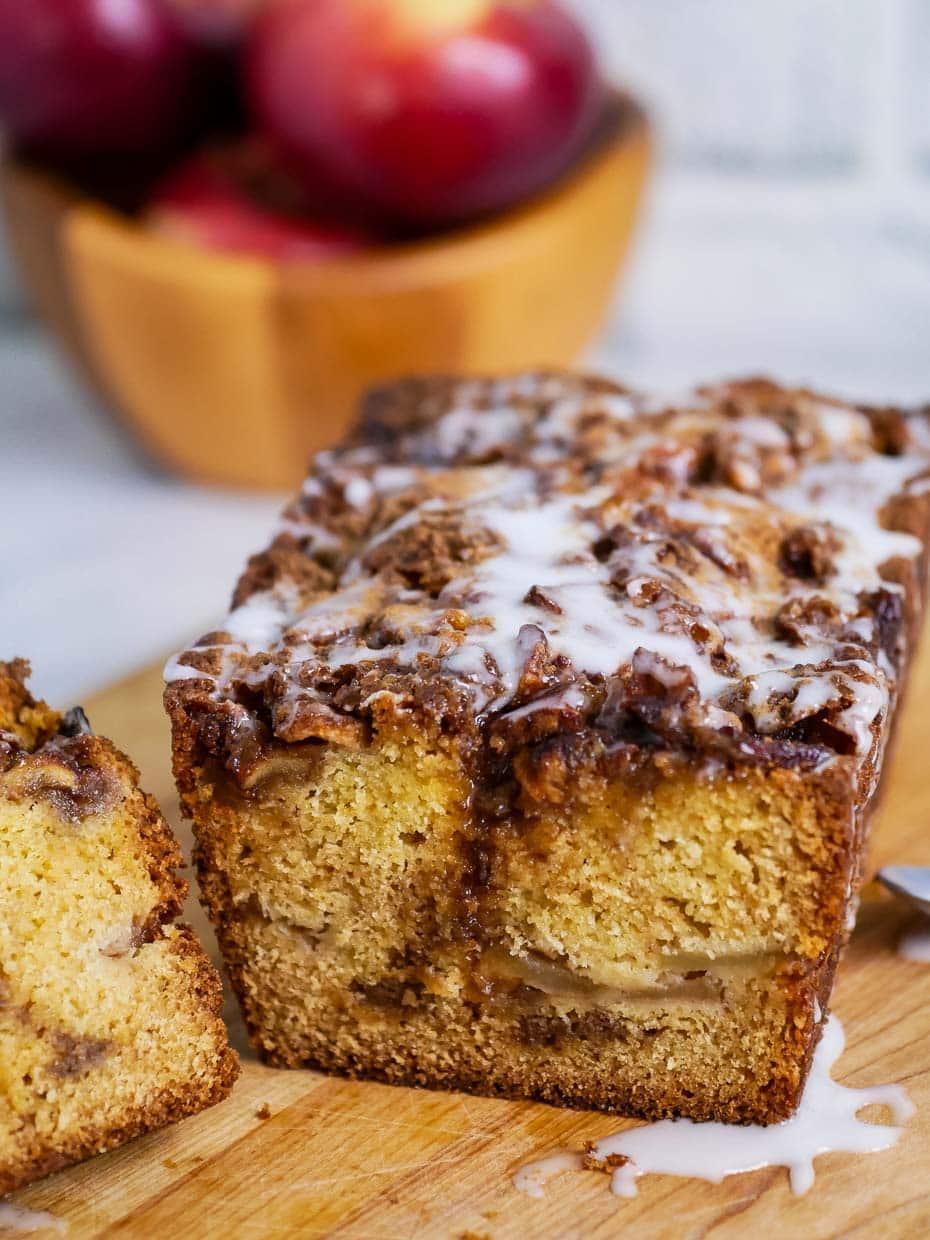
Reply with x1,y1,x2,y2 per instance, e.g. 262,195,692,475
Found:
0,1202,66,1234
513,1017,914,1200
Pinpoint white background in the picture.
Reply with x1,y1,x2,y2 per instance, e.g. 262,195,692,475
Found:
2,0,930,703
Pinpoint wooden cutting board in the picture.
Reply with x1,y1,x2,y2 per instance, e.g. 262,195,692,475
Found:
7,646,930,1240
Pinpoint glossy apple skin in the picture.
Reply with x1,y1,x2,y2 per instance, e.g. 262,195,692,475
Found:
146,146,374,261
246,0,604,229
0,0,203,160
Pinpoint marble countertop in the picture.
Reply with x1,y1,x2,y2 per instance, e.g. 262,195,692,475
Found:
3,175,930,705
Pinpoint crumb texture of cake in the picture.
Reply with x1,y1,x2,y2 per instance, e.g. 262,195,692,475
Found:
166,374,930,1124
0,661,238,1195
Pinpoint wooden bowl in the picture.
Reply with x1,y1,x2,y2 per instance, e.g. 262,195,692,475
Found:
2,98,651,490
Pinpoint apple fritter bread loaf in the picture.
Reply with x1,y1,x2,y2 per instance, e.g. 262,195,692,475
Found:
1,661,237,1193
166,373,930,1123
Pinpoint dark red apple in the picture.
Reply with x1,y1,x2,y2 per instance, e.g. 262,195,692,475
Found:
146,145,374,261
0,0,203,160
246,0,604,229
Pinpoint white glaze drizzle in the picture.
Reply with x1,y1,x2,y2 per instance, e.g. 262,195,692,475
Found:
513,1150,585,1199
0,1202,66,1234
513,1017,913,1201
343,476,374,508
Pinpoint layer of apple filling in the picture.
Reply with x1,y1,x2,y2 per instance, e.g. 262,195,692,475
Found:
468,946,783,1011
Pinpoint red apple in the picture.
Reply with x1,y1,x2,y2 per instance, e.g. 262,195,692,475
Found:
0,0,206,160
245,0,604,229
146,145,374,261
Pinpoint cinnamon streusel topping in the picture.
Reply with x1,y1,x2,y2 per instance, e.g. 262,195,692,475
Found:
166,375,930,785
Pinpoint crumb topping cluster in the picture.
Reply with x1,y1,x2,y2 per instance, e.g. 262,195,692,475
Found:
166,375,930,779
0,661,116,819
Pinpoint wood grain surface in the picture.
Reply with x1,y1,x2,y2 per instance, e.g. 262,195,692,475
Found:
6,643,930,1239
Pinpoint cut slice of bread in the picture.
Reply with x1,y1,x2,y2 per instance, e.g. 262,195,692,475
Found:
1,660,238,1194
